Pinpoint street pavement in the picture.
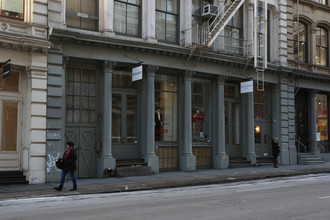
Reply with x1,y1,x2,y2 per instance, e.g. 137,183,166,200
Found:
1,162,330,201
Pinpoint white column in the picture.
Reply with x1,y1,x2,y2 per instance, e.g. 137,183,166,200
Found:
99,61,116,176
102,0,114,36
180,0,192,46
213,76,229,169
144,66,159,173
180,71,196,171
308,90,318,154
142,0,156,42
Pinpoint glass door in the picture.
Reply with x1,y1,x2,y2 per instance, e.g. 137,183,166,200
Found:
112,92,139,159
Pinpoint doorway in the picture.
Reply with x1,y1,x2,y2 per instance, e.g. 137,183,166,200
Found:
65,66,99,178
112,92,140,160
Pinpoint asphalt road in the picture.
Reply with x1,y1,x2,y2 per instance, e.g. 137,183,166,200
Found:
1,173,330,220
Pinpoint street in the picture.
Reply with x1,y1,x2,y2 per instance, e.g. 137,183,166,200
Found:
1,174,330,220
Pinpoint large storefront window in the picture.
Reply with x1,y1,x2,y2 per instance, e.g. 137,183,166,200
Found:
155,75,177,142
0,71,20,152
192,79,211,143
0,0,24,20
316,94,328,141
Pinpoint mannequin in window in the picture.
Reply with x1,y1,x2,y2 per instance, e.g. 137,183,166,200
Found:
155,108,163,141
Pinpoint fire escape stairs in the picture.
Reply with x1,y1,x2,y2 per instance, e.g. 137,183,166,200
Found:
186,0,245,65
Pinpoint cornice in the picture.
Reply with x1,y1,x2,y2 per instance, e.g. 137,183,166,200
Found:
0,32,50,54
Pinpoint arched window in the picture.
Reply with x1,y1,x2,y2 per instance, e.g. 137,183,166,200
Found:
316,27,328,67
293,21,308,63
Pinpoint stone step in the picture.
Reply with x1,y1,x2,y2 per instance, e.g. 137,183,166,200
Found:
0,171,28,185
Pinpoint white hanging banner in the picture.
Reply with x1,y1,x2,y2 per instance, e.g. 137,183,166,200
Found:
240,81,253,94
132,65,143,81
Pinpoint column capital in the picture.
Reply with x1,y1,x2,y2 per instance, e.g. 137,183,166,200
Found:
147,65,158,77
184,70,194,81
103,61,116,72
217,75,227,85
62,57,69,69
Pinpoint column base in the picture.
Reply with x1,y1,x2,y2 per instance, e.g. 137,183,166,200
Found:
213,153,229,169
144,154,159,174
180,153,196,171
247,152,257,165
98,155,116,177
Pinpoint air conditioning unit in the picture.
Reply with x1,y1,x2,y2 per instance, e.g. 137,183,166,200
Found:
201,4,219,18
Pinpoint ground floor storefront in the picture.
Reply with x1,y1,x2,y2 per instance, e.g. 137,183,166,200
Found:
45,32,330,182
0,45,48,184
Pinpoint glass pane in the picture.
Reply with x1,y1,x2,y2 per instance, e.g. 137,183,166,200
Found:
89,110,95,122
112,71,136,88
82,83,89,96
67,96,74,109
73,110,80,122
1,101,18,151
126,95,137,143
82,110,89,122
156,12,166,41
155,77,177,142
1,0,24,19
89,97,95,110
167,0,178,13
82,97,89,109
156,0,166,10
167,14,177,43
114,2,127,33
0,71,19,92
127,5,139,36
316,94,328,141
112,94,122,143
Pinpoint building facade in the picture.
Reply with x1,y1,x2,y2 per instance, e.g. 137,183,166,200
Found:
287,0,330,156
0,0,49,183
44,0,330,183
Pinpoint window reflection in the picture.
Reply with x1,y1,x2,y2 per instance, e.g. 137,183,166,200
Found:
316,94,328,141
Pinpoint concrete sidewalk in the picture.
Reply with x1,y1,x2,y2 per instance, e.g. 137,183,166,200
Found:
1,163,330,201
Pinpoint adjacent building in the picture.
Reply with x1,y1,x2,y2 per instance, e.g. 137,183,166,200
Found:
0,0,49,183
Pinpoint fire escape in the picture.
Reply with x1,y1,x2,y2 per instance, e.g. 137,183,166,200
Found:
187,0,267,91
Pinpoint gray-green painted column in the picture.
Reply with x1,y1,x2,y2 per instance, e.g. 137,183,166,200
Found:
243,90,256,164
214,76,229,169
144,66,159,173
98,61,116,176
180,71,196,171
308,90,318,154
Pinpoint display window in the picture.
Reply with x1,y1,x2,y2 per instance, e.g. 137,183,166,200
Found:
192,79,211,143
155,75,177,142
0,71,20,152
316,94,328,141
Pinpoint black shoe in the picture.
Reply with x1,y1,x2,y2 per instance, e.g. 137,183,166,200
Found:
54,185,63,191
70,184,77,191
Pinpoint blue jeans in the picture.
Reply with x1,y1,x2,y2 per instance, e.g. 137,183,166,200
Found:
60,170,77,186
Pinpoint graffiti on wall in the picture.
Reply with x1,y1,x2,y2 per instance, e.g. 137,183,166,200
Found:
46,153,61,172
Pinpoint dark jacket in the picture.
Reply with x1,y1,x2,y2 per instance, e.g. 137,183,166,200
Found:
62,148,77,171
272,140,280,157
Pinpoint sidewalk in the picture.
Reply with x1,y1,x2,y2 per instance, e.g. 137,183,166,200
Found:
1,162,330,201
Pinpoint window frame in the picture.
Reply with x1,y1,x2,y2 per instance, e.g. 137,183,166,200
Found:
155,0,179,44
316,26,329,67
113,0,142,37
0,0,24,21
66,0,99,31
293,21,309,63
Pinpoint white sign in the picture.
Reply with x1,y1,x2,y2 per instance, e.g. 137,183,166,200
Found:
132,65,143,81
240,80,253,94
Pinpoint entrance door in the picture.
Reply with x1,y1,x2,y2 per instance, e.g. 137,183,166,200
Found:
65,127,96,178
225,101,241,158
65,66,99,178
112,92,140,160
